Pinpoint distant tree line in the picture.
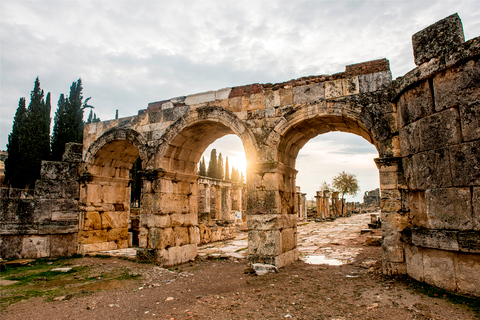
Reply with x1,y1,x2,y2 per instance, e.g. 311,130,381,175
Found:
5,77,99,188
197,149,244,183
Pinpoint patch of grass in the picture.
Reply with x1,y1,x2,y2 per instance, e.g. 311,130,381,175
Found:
299,222,310,226
400,276,480,316
5,269,76,284
235,247,247,252
115,271,142,281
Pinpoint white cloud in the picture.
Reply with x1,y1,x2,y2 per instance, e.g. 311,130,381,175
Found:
1,0,479,200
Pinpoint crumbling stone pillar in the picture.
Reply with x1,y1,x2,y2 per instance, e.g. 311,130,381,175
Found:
315,191,323,219
247,162,298,267
392,13,480,296
137,171,199,266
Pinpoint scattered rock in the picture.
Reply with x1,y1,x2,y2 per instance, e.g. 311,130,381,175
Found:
165,297,174,301
360,229,373,234
360,259,378,269
51,267,73,272
252,263,279,276
365,236,382,246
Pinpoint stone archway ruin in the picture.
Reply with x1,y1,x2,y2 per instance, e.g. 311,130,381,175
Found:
1,13,478,297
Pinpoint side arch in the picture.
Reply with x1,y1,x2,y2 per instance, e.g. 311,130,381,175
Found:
83,127,149,169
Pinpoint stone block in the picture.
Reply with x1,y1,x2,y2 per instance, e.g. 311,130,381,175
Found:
247,214,297,231
382,233,404,263
34,180,62,198
49,233,77,257
185,91,215,105
138,228,148,248
51,211,78,222
433,57,480,111
40,161,78,181
450,140,480,186
358,71,392,93
412,13,464,66
170,212,185,227
188,226,200,245
460,101,480,142
107,228,128,242
412,228,459,251
458,232,480,253
411,148,452,190
281,228,296,253
423,248,456,292
199,225,211,244
455,252,480,296
116,239,129,249
279,87,293,106
274,248,299,268
153,214,171,228
22,236,49,258
182,212,198,226
265,90,280,108
174,226,190,246
148,227,174,250
77,230,108,244
293,82,325,105
77,241,117,254
0,235,23,259
379,189,401,212
405,244,424,282
396,80,433,128
325,80,343,99
248,230,281,256
101,211,129,229
62,142,83,163
473,188,480,231
418,108,461,152
409,191,428,228
343,77,359,96
84,212,102,230
399,122,420,157
425,188,472,230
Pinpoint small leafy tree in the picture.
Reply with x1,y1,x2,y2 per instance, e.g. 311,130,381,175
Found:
319,181,330,191
332,171,360,215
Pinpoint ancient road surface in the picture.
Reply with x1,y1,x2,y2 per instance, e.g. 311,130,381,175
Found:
2,213,478,319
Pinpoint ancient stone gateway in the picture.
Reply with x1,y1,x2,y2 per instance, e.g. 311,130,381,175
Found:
76,14,479,296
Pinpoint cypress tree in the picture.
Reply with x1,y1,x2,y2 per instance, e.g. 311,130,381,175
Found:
51,79,87,160
5,97,27,188
231,167,239,182
217,153,224,180
198,157,207,176
21,77,51,187
225,157,230,180
207,149,217,178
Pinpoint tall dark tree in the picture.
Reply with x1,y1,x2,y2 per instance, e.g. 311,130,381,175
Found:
51,79,87,160
231,167,239,182
197,157,207,176
51,94,67,160
217,153,224,180
225,156,230,180
115,109,119,119
207,149,217,178
21,77,51,187
5,97,27,187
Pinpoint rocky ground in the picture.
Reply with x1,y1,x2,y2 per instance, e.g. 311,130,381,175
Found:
1,213,479,319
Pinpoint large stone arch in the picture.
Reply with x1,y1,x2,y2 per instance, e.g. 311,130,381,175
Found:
152,106,257,174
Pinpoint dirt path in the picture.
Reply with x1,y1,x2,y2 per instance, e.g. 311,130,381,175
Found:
1,213,478,319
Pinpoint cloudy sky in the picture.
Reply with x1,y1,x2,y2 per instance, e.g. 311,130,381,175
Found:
1,1,479,201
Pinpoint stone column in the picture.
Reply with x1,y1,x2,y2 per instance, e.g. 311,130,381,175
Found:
375,157,406,275
137,170,199,266
322,190,331,218
247,161,298,267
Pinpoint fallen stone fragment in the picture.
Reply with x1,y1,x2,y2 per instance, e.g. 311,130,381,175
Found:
360,229,373,234
165,297,174,301
252,263,279,276
51,267,73,272
360,259,378,269
365,236,383,246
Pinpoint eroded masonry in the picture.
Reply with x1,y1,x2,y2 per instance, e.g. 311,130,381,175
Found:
1,13,479,297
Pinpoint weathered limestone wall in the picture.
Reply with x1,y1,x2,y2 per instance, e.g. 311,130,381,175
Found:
0,143,81,259
392,14,480,297
295,186,307,221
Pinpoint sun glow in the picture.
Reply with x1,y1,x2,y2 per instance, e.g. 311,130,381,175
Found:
200,135,246,177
